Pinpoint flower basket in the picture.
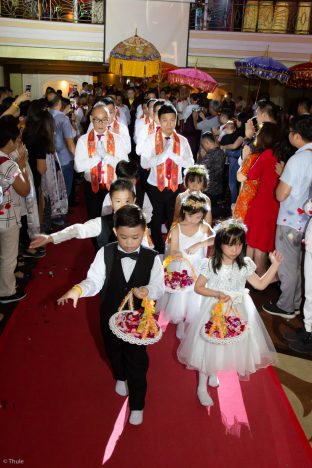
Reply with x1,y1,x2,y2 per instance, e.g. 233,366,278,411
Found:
200,301,249,345
109,290,162,346
163,256,197,294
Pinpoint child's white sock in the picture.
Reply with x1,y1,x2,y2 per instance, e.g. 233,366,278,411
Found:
129,410,144,425
197,372,214,406
208,374,220,388
176,321,185,339
115,380,129,396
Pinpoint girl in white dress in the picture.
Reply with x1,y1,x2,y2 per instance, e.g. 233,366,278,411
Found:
173,165,211,225
157,194,214,339
177,219,282,407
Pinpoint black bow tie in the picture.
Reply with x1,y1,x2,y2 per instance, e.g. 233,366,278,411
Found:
117,251,139,260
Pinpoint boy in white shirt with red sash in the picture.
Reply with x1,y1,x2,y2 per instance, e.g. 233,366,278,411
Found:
75,104,128,219
141,103,194,253
136,99,164,156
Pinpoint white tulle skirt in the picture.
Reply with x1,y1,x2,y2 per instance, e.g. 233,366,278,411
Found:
156,288,202,324
177,292,276,378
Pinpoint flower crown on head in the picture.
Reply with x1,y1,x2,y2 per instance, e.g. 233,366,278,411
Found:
214,218,247,233
185,165,208,177
182,197,208,210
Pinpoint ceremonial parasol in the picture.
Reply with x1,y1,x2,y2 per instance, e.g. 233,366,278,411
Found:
167,68,218,93
159,61,179,80
109,33,161,78
288,58,312,89
234,55,290,85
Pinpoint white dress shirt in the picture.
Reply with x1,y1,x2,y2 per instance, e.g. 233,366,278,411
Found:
116,108,128,127
50,216,150,247
136,122,158,155
87,121,131,155
109,121,131,154
136,104,144,119
101,190,153,223
74,130,128,182
136,123,152,156
134,117,149,144
77,245,165,299
141,132,194,187
117,105,130,126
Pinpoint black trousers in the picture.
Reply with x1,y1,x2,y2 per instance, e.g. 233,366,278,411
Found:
83,180,108,220
101,314,149,411
147,184,181,253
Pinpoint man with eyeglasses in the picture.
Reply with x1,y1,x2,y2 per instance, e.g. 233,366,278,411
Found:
87,97,131,154
75,104,128,220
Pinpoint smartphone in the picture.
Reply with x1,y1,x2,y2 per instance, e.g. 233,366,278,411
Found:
70,98,76,109
25,84,31,92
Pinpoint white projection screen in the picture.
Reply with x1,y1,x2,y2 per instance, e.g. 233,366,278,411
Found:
104,0,191,67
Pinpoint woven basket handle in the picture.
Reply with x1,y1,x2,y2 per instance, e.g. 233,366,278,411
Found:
164,255,197,281
118,289,134,312
223,300,240,318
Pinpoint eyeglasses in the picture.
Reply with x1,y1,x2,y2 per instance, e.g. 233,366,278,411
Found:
93,118,109,124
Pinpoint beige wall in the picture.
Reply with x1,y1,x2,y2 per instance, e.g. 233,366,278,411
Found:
0,18,103,62
22,74,93,99
10,73,23,95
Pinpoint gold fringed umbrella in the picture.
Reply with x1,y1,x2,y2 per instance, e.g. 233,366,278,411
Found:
109,32,161,78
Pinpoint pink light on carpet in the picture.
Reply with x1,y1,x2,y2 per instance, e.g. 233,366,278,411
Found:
157,310,170,332
102,398,129,465
217,370,250,437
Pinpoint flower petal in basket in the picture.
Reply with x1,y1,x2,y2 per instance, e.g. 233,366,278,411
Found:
164,283,194,294
109,310,162,346
163,255,197,294
200,301,249,344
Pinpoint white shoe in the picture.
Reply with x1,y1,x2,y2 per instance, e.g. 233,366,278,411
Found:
197,388,214,407
208,374,219,388
176,322,185,340
129,410,144,425
115,380,129,396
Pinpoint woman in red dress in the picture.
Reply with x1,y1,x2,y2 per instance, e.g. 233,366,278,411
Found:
245,122,280,275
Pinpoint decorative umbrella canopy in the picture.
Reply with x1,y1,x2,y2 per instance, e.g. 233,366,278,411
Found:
160,61,179,76
167,68,218,93
234,55,290,85
109,33,161,78
288,59,312,88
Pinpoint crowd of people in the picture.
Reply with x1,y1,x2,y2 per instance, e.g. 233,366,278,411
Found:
0,81,311,425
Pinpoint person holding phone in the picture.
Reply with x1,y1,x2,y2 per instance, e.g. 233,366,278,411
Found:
47,92,76,203
0,91,31,119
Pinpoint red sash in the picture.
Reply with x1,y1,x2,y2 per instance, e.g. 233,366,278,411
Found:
155,127,180,192
88,129,115,193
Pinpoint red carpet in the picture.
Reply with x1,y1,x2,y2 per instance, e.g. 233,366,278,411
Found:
0,208,311,468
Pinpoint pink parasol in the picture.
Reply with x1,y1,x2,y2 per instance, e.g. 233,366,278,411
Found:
167,67,218,92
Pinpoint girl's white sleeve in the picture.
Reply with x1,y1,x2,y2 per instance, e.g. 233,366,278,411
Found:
199,258,211,279
244,257,257,276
